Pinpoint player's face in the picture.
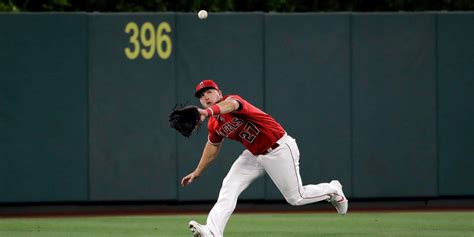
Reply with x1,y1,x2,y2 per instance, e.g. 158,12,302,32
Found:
199,89,222,108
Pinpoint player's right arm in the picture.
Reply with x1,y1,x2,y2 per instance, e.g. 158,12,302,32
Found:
180,141,222,187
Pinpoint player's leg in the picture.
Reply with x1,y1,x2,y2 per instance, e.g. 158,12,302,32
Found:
258,135,345,208
205,150,264,237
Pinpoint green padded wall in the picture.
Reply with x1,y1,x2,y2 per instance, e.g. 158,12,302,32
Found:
0,14,88,202
1,12,474,203
352,13,437,198
88,14,177,200
264,14,352,200
437,13,474,196
176,13,265,201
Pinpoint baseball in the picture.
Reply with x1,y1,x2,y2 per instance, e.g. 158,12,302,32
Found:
198,10,208,19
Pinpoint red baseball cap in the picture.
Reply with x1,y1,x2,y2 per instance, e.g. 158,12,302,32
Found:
195,80,220,98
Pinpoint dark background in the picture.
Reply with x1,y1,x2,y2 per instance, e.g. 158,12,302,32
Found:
1,12,473,203
1,0,474,12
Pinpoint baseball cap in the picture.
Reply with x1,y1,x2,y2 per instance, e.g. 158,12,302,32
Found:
195,79,219,98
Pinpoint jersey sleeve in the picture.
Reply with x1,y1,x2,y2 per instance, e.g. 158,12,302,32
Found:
208,131,223,144
226,95,248,114
207,119,224,144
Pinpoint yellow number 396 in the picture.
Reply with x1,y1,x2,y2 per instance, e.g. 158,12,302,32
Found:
124,21,172,60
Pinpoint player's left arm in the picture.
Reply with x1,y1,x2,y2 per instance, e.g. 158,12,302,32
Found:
215,98,241,114
198,98,240,119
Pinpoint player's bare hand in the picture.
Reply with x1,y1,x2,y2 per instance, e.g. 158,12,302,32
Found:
198,108,208,121
181,172,200,187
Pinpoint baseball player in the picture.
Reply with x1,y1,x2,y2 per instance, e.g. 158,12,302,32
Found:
181,80,348,237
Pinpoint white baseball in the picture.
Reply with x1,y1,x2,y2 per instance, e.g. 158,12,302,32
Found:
198,10,208,19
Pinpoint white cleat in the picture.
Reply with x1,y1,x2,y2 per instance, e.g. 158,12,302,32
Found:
189,220,214,237
329,180,348,215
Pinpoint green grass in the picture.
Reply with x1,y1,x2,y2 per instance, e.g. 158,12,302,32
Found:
0,212,473,237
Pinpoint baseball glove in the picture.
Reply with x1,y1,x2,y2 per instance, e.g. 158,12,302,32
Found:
169,105,201,137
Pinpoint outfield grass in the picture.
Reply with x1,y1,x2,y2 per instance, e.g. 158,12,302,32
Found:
0,211,473,237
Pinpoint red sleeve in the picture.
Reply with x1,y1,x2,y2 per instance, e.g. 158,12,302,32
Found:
208,132,224,144
226,95,248,114
207,119,224,144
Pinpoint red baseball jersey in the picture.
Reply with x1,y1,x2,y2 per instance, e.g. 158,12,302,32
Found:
207,95,286,155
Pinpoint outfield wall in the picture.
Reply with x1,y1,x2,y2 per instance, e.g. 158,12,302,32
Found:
0,12,473,203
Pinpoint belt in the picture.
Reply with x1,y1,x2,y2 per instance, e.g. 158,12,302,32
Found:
261,142,280,155
258,132,287,156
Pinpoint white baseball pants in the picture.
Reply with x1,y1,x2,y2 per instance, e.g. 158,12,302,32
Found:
205,134,339,237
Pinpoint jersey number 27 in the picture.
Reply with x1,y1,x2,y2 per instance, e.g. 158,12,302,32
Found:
239,122,260,143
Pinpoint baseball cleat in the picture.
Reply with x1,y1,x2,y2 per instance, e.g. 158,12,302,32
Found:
189,220,214,237
329,180,348,215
